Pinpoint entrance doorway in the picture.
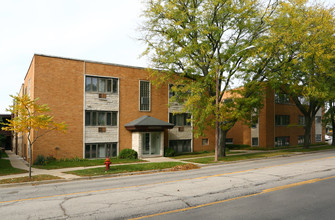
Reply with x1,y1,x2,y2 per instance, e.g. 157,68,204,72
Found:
142,132,161,156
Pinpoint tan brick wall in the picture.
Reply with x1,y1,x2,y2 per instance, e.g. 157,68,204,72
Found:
227,86,321,148
20,55,217,161
32,55,84,161
192,127,216,152
85,62,170,152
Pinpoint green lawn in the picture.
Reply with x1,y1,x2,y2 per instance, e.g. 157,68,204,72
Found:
184,152,294,164
171,152,214,159
0,174,61,184
33,158,146,170
66,162,184,176
283,145,335,152
0,158,27,176
170,150,245,159
184,145,335,164
1,151,8,158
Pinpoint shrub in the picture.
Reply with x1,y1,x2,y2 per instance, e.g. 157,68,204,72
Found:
46,155,56,162
118,149,138,159
226,144,251,150
34,155,46,165
164,148,175,157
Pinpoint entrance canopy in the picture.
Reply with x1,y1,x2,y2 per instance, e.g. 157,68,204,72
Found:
125,115,174,132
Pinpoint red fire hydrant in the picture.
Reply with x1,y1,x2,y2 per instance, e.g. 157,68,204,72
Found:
104,157,111,171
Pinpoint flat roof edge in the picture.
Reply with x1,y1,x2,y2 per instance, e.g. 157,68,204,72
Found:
34,53,147,70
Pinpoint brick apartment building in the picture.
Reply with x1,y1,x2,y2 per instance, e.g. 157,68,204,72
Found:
13,54,215,162
226,86,325,147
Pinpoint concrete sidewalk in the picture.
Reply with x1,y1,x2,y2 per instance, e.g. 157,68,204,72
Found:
1,151,192,181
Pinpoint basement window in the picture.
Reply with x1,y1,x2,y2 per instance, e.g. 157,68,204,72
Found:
275,136,290,147
252,138,259,146
85,143,117,158
202,138,209,146
315,134,322,142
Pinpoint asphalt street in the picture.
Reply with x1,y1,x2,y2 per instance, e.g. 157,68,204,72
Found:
151,177,335,220
1,150,335,220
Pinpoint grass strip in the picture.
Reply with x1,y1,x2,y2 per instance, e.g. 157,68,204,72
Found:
66,162,185,176
0,159,27,176
184,152,295,164
33,158,145,170
0,174,62,184
1,151,8,158
171,151,245,159
283,145,335,152
171,152,214,159
184,145,335,164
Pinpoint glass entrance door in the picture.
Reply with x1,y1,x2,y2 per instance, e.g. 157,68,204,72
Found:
142,132,161,156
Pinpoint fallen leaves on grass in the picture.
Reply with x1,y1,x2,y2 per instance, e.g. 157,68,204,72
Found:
0,174,62,184
169,163,199,171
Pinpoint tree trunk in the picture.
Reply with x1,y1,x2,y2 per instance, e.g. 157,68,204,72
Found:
330,101,335,146
218,128,227,157
28,142,32,178
27,133,32,179
332,118,335,146
303,116,312,148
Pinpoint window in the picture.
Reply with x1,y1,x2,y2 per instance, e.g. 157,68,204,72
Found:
98,78,106,93
28,78,31,96
275,136,290,147
298,116,305,125
226,138,233,144
85,143,117,158
275,115,290,126
140,81,150,111
315,116,321,124
85,111,118,126
252,138,259,146
315,134,322,142
85,76,118,93
169,140,191,153
275,93,290,104
202,138,209,146
169,113,191,126
251,117,258,128
298,136,305,145
169,84,175,98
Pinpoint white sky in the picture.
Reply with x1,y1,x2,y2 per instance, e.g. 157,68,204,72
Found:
0,0,334,114
0,0,147,114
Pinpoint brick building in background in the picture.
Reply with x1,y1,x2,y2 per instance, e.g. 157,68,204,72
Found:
226,86,325,147
0,114,12,150
13,54,215,162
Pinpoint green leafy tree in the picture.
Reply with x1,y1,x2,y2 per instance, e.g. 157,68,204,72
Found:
257,0,335,148
140,0,274,159
1,95,67,178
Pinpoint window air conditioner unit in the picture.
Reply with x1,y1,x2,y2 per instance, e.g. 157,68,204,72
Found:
98,127,106,132
99,94,107,99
